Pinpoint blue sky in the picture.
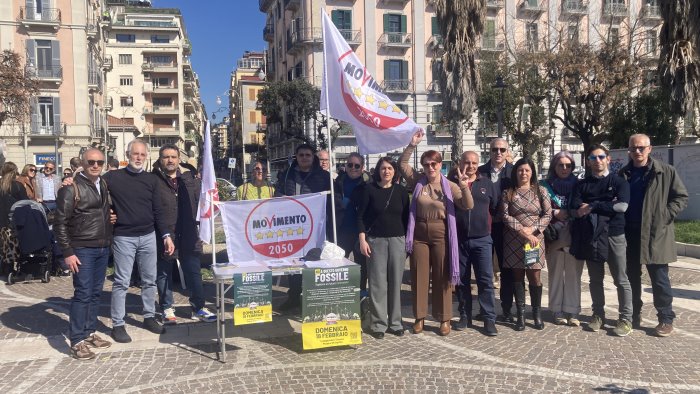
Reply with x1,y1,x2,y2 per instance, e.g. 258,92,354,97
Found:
156,0,266,121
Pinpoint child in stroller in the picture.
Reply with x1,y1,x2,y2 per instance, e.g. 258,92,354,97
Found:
2,200,55,284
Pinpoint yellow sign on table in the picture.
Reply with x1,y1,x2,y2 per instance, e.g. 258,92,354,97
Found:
233,270,272,326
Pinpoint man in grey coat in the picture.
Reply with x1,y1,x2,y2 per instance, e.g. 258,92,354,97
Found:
619,134,688,337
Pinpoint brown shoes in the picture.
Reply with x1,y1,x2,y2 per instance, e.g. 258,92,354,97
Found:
413,319,424,334
439,321,451,336
655,322,673,337
70,341,96,361
85,333,112,349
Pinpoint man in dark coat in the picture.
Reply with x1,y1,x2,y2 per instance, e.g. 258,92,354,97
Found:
153,144,215,324
619,134,688,337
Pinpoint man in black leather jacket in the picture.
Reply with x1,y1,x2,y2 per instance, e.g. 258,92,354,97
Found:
55,148,113,360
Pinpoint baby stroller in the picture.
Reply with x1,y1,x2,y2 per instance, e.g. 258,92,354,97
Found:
2,200,53,284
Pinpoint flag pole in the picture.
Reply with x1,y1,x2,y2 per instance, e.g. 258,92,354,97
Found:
321,9,338,244
208,121,217,266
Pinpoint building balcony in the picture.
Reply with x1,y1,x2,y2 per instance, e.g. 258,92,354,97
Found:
18,7,61,30
26,65,63,83
88,71,102,92
183,39,191,55
427,81,441,94
428,34,444,51
486,0,505,10
640,4,661,20
378,0,410,5
29,121,65,137
381,79,413,93
259,0,274,12
289,28,323,54
142,62,178,73
428,123,450,137
378,32,412,49
104,97,113,111
143,105,179,115
86,18,98,39
153,126,180,136
102,55,113,70
142,82,178,94
340,29,362,47
184,96,195,113
182,56,192,71
284,0,300,12
481,39,505,52
603,3,628,18
519,0,546,15
263,23,274,42
561,0,587,15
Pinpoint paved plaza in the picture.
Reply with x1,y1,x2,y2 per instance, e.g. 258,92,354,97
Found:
1,254,699,393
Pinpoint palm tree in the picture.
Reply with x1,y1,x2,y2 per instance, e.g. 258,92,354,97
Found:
435,0,485,162
659,0,700,136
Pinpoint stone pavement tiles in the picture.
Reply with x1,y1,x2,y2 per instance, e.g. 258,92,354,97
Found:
0,259,699,393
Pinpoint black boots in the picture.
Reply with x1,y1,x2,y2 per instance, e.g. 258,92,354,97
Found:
530,285,545,330
514,282,526,331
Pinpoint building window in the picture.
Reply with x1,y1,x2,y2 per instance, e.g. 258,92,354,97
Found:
431,60,443,83
645,29,657,55
396,104,408,116
31,96,60,135
119,75,133,86
249,111,257,123
332,9,352,40
153,97,172,107
483,19,496,48
29,39,60,77
147,55,172,65
120,97,133,107
154,77,169,87
248,88,257,101
567,23,579,43
384,14,404,33
526,23,538,52
116,34,136,43
609,26,620,45
150,35,170,43
385,59,407,80
118,54,132,64
432,105,443,124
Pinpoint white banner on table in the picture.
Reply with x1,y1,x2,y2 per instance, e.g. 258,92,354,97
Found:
219,193,327,262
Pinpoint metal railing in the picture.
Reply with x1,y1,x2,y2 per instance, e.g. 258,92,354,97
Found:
486,0,505,8
603,2,628,17
378,32,412,47
88,71,102,89
381,79,413,92
562,0,587,14
19,7,61,23
641,4,661,19
26,65,63,79
520,0,545,13
264,24,274,41
340,29,362,45
30,121,64,135
291,28,323,45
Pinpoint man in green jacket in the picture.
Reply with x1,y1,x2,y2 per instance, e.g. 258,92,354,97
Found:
619,134,688,337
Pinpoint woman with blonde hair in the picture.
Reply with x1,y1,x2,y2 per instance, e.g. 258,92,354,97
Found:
17,164,39,201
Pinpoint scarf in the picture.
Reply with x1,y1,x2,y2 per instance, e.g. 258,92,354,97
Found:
405,174,460,286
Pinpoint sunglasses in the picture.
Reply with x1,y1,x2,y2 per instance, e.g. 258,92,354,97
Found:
588,154,607,161
87,160,105,167
629,146,649,153
491,147,507,153
347,163,362,170
557,163,573,169
44,167,55,171
29,169,37,173
422,161,440,169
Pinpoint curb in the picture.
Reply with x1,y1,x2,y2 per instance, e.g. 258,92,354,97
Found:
676,242,700,259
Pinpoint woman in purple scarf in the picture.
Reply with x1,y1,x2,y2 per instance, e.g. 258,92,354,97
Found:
400,130,473,336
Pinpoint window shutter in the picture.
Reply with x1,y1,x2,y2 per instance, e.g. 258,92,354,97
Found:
400,15,407,33
52,97,61,135
26,39,36,68
383,59,390,81
25,0,33,13
51,40,60,70
41,0,49,11
432,17,438,36
401,60,408,80
30,97,38,133
345,10,352,30
249,88,256,101
383,14,389,33
331,10,340,27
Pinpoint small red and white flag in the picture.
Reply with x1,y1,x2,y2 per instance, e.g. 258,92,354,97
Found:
320,11,420,155
198,121,219,244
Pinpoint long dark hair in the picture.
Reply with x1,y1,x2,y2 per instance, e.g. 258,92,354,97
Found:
372,157,400,184
506,157,540,202
0,162,19,194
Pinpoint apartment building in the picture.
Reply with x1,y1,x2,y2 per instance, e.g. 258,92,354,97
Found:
259,0,681,171
230,51,267,178
103,0,205,167
0,0,106,170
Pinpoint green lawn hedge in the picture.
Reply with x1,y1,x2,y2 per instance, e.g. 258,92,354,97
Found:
675,221,700,245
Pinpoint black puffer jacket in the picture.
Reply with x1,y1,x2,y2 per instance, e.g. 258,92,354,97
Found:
274,156,331,197
152,162,202,260
54,174,112,258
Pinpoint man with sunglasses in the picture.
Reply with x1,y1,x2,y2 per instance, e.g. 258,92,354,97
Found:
478,138,515,323
619,134,688,337
36,160,62,211
570,144,633,337
55,148,113,360
275,144,331,311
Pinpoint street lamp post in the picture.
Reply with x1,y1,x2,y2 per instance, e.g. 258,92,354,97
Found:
121,96,133,161
493,75,507,138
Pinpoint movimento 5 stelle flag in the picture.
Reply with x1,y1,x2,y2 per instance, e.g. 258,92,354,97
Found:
219,193,327,262
320,10,420,155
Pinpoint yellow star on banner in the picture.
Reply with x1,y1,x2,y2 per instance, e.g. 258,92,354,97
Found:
365,95,376,105
392,105,402,113
296,227,303,235
378,100,389,110
353,87,363,99
255,232,264,240
277,229,284,237
266,231,274,239
286,228,294,236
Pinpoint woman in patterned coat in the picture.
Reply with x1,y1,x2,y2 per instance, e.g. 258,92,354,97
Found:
499,157,552,331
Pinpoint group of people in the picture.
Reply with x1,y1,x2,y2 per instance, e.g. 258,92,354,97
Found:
233,131,687,341
0,140,216,361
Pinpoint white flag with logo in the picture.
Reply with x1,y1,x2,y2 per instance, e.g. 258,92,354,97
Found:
219,193,327,262
320,11,420,155
198,121,219,244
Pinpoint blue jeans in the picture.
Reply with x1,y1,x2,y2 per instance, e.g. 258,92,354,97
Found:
111,232,157,327
69,247,110,346
156,253,205,312
457,235,496,322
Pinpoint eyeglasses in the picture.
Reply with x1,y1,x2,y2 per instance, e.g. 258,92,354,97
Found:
347,163,362,170
491,147,507,153
44,167,54,172
28,169,37,173
87,160,105,167
422,161,440,169
318,158,329,162
629,146,649,153
588,154,607,161
63,172,72,176
557,163,573,169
